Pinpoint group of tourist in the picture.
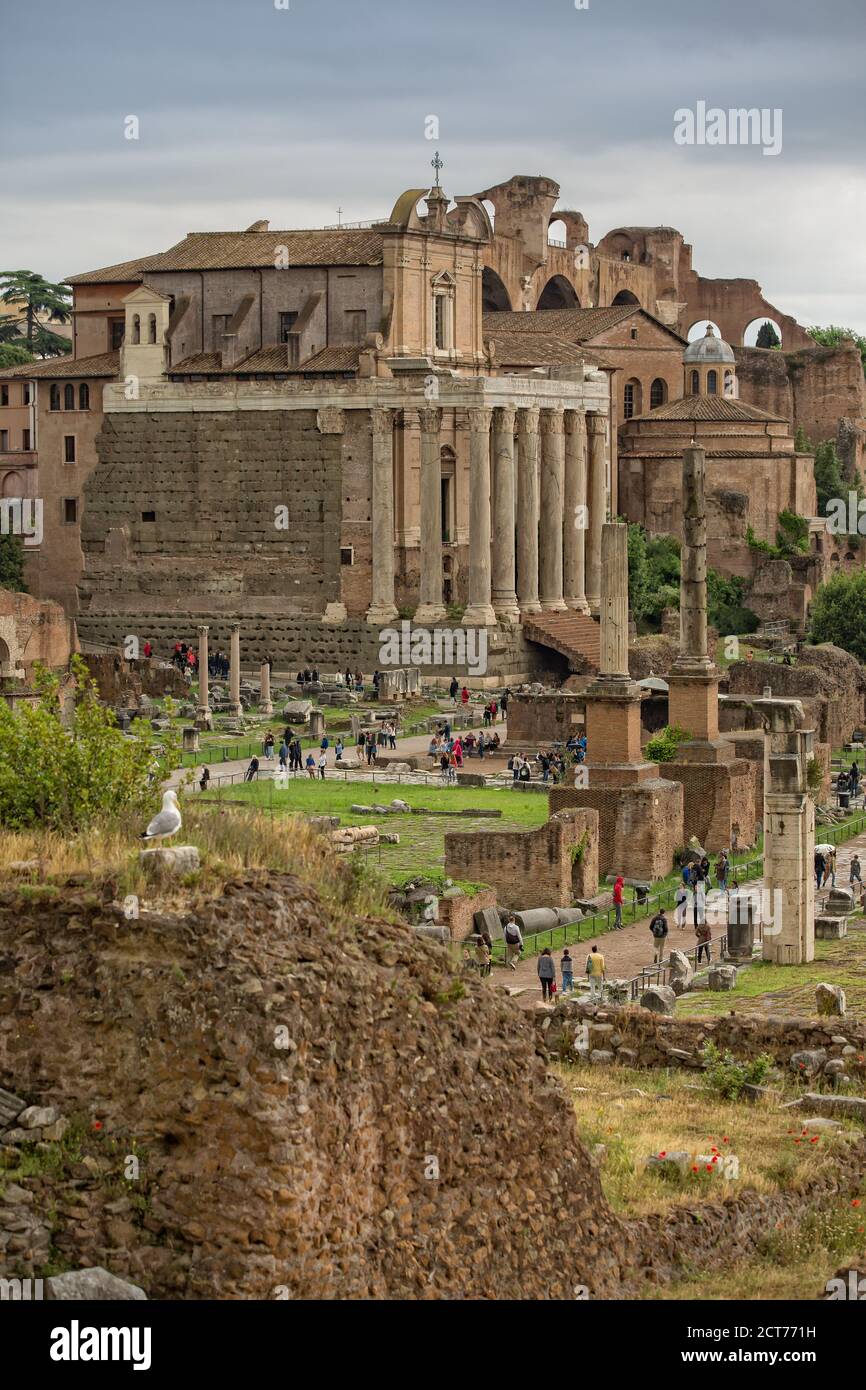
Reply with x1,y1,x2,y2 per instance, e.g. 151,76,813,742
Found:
836,760,862,807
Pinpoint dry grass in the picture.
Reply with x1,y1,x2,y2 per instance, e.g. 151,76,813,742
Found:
554,1060,864,1218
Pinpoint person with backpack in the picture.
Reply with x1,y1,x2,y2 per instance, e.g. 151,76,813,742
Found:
586,945,605,1002
537,948,556,1002
504,914,523,971
648,908,668,964
814,850,826,891
695,916,712,965
561,948,574,994
199,766,210,793
613,875,625,930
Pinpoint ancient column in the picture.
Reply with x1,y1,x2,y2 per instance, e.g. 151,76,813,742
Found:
539,406,567,611
598,520,630,680
195,624,212,730
516,406,541,614
563,410,589,612
757,700,816,965
678,446,711,669
366,406,398,624
415,406,446,624
259,660,273,717
490,405,519,623
463,406,496,627
228,622,242,718
586,412,607,615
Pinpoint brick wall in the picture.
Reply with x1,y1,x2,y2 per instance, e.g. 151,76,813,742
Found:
549,779,683,881
444,809,599,909
665,758,756,853
505,692,585,749
437,889,497,941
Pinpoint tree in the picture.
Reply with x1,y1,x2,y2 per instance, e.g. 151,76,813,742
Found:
755,321,780,349
810,570,866,661
807,325,866,376
814,440,849,518
0,342,34,369
0,534,26,592
0,271,71,359
707,569,758,635
626,523,681,628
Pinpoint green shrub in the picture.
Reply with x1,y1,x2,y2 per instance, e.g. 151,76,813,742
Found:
645,724,692,764
701,1040,775,1100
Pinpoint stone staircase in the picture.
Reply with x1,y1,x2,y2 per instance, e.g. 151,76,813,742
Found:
521,610,601,674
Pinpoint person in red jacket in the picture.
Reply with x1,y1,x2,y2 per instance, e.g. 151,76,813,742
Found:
613,875,625,930
461,685,470,706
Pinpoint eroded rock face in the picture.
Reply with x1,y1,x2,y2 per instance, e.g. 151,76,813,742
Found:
0,877,633,1300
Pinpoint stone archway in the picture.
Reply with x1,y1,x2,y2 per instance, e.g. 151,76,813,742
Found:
0,636,13,679
536,275,580,310
612,289,640,307
482,267,512,313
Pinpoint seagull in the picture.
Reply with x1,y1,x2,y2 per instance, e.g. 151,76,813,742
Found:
141,789,182,842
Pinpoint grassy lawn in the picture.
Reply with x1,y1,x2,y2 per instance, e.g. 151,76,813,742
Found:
199,778,548,880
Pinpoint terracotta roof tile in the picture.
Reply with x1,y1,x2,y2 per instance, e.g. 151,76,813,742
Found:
483,306,638,340
1,350,119,379
486,332,596,368
627,395,786,424
68,230,384,284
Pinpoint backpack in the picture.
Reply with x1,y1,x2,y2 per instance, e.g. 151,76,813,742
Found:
651,918,667,938
505,924,520,945
585,954,593,975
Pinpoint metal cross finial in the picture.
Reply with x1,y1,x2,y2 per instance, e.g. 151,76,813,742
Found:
336,207,343,226
431,151,443,188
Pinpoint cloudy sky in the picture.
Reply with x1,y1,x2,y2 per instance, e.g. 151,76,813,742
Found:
2,0,864,335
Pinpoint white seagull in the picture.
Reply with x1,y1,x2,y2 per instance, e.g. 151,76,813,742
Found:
141,789,182,842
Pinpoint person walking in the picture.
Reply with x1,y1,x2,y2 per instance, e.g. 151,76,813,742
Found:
613,875,625,930
537,948,556,1002
649,907,668,964
561,948,574,994
263,732,275,760
199,766,210,792
278,741,289,771
850,853,862,888
461,685,470,707
824,848,837,888
715,850,729,892
503,914,523,970
674,882,688,928
317,750,327,779
449,676,459,706
475,933,491,977
305,752,317,779
586,945,605,1002
244,756,259,783
695,917,712,966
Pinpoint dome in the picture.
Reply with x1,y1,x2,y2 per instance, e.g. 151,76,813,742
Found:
683,324,735,364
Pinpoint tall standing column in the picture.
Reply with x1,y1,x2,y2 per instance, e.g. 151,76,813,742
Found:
259,660,273,717
563,410,589,612
463,406,496,627
228,622,242,718
598,521,630,679
678,445,710,669
539,406,567,611
586,412,607,615
196,624,212,730
415,406,446,624
366,406,398,624
516,407,540,614
490,405,519,623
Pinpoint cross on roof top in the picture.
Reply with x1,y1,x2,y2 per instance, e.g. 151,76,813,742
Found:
431,151,443,188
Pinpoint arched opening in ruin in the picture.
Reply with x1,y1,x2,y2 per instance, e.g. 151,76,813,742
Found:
0,638,12,679
547,219,567,247
482,268,512,314
743,316,783,348
612,289,640,307
536,275,580,311
480,199,496,231
687,319,722,341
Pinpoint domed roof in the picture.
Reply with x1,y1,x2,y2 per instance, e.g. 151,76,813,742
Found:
683,323,735,364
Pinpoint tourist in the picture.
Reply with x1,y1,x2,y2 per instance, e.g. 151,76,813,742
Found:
561,948,574,993
354,669,364,691
263,732,275,759
366,733,377,766
461,685,469,706
372,669,381,692
318,750,327,779
320,732,329,757
675,882,688,928
278,741,289,771
815,849,826,888
199,766,210,792
388,721,397,750
715,850,729,892
518,759,531,783
501,688,509,719
695,916,712,966
428,735,440,765
824,848,836,888
244,756,259,783
311,667,319,683
477,731,485,760
586,944,605,1002
648,907,668,964
291,738,303,771
850,853,862,887
537,948,556,1002
613,875,625,930
345,667,353,689
504,914,523,970
491,700,499,723
305,752,316,779
449,676,459,705
439,750,450,783
448,749,459,784
335,738,344,762
143,639,152,660
489,731,500,751
475,933,491,976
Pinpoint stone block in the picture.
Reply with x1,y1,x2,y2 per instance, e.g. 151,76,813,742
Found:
0,1088,25,1128
708,964,737,992
17,1105,61,1130
800,1092,866,1122
589,1049,615,1065
640,985,676,1015
139,846,201,880
815,915,847,940
827,887,856,915
815,983,847,1017
45,1267,147,1301
790,1049,828,1077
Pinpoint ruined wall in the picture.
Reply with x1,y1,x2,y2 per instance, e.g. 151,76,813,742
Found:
505,692,585,749
549,779,683,881
444,809,599,908
736,342,866,453
664,758,757,853
0,589,75,677
727,645,866,749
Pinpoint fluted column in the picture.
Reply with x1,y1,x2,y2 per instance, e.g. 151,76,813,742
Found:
490,405,519,623
599,521,630,679
516,406,540,614
366,406,398,624
259,660,273,717
586,411,607,615
196,624,211,729
563,410,589,612
463,406,496,626
415,406,446,623
228,622,242,717
539,406,567,611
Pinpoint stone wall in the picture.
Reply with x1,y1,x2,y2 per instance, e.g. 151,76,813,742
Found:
504,691,585,749
735,341,866,455
437,887,497,941
549,779,683,881
726,644,866,749
665,757,757,853
0,589,75,678
444,809,599,909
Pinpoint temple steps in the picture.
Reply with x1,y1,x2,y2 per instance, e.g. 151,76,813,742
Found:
521,610,601,674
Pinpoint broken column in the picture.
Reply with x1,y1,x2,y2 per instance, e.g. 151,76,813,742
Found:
195,624,213,731
228,622,242,718
259,660,273,717
754,697,815,965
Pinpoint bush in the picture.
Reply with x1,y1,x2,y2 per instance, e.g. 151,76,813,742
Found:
809,569,866,662
645,724,691,764
707,569,759,636
701,1040,775,1100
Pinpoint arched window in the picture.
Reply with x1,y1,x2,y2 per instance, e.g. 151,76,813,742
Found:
650,378,667,409
132,314,141,344
49,384,61,411
431,273,456,353
64,383,75,410
690,370,700,395
623,378,642,420
707,369,718,394
79,383,90,410
148,313,157,344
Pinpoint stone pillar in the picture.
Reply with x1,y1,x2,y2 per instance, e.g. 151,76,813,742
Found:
756,700,816,965
228,622,242,718
598,520,630,680
195,624,212,730
586,412,606,615
516,406,540,614
667,446,722,744
539,406,567,611
259,660,273,717
490,406,519,623
366,406,398,625
563,410,589,613
464,407,496,626
415,406,446,624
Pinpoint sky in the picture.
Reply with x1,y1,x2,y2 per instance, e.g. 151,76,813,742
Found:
2,0,865,336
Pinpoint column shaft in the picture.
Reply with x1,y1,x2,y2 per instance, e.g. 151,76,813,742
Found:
229,623,242,717
599,521,630,679
366,407,398,624
539,407,567,611
196,624,211,729
586,412,607,615
415,407,446,623
259,660,273,716
563,410,589,612
463,407,496,626
490,406,519,623
516,407,540,613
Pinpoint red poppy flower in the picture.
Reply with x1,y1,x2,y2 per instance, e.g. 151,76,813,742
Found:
692,1166,699,1173
92,1121,103,1132
852,1199,862,1208
659,1151,666,1158
706,1164,713,1172
810,1137,819,1144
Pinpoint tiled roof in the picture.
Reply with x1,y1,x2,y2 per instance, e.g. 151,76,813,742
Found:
68,230,384,284
1,350,119,379
169,344,363,376
484,306,640,340
486,332,597,368
298,345,363,372
627,395,786,424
